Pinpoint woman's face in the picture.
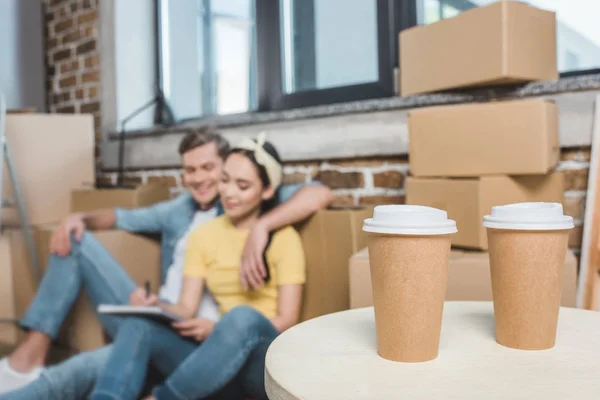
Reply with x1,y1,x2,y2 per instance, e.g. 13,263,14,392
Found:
219,153,274,221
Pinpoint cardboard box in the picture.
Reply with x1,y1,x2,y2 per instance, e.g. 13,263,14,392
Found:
399,1,557,96
406,173,564,249
3,114,95,225
71,184,171,213
408,99,559,177
0,234,18,345
349,247,578,309
296,207,372,321
27,228,162,351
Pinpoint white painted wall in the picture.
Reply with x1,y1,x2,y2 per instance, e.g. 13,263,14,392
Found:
0,0,45,111
314,0,378,89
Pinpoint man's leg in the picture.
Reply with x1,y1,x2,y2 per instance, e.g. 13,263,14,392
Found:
1,231,136,392
152,306,279,400
90,318,198,400
1,345,112,400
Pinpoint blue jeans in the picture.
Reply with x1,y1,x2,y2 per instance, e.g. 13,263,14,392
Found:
3,231,137,399
91,306,279,400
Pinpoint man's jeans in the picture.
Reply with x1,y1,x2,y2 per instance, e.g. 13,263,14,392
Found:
3,231,137,399
91,306,279,400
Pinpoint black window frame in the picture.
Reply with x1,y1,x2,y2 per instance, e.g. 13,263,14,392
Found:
155,0,600,121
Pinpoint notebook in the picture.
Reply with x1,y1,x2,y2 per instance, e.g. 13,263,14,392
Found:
97,305,183,323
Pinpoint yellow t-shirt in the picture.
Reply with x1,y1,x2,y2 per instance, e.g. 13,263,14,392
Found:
183,216,306,318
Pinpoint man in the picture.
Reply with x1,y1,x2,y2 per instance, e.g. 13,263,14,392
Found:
0,127,333,396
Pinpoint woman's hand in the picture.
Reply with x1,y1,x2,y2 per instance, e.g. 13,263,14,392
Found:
129,287,158,306
173,318,215,342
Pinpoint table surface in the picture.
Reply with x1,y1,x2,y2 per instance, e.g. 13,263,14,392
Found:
265,302,600,400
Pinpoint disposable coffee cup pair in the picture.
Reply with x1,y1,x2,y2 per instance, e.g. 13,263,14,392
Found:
363,202,573,363
483,202,574,350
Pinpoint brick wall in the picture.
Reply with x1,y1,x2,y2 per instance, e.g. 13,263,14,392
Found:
44,0,101,164
99,147,590,254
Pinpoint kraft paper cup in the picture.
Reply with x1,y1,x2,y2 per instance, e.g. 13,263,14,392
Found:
363,205,457,362
483,202,574,350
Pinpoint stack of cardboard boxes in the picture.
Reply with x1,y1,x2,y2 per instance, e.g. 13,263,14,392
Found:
350,1,578,309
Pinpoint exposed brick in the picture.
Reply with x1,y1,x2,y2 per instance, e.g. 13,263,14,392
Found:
76,88,85,99
561,148,591,162
76,39,96,55
63,29,81,44
95,130,104,142
45,11,55,23
47,37,59,50
564,168,589,191
82,70,100,83
70,2,79,13
93,115,102,130
373,171,404,189
84,54,99,68
88,86,98,98
563,196,586,221
316,170,364,189
569,225,583,248
52,48,72,62
331,194,356,208
82,0,94,9
148,176,178,187
284,161,320,170
359,195,405,206
81,101,100,114
78,10,97,24
59,75,77,89
282,172,307,185
60,60,79,74
330,157,408,168
96,175,113,186
123,176,143,186
56,105,75,114
49,0,67,7
54,18,73,34
84,26,95,38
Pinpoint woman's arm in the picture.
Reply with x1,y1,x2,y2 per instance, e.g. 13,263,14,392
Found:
159,276,204,320
270,284,303,333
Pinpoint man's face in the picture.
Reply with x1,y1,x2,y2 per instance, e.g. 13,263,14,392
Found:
181,142,223,209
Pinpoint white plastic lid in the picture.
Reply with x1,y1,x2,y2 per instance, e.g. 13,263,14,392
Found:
362,205,457,235
482,202,574,230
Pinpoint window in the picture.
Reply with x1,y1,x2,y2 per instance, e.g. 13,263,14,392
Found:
157,0,600,122
416,0,600,75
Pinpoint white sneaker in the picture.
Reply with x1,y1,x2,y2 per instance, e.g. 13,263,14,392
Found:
0,357,43,394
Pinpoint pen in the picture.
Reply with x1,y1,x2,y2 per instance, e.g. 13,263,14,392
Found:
145,281,151,299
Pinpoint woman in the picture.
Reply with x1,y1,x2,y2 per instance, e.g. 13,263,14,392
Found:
89,133,306,400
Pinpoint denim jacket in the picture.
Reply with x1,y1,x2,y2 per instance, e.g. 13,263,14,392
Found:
114,184,304,283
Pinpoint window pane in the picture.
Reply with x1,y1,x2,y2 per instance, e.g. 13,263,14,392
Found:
159,0,256,120
280,0,379,94
415,0,600,74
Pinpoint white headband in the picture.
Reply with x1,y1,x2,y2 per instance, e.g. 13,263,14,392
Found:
235,132,283,190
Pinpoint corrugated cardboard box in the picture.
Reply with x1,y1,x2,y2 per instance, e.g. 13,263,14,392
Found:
0,234,18,345
408,99,559,177
406,173,564,249
399,1,557,96
349,248,577,309
71,184,171,213
3,114,95,225
30,228,161,352
296,207,372,321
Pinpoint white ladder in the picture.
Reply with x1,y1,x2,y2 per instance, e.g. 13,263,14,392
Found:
0,93,41,282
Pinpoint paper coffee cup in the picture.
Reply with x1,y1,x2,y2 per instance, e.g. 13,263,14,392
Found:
483,202,574,350
363,205,457,362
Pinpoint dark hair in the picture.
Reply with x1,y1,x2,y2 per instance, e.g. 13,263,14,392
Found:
178,126,230,158
228,140,283,284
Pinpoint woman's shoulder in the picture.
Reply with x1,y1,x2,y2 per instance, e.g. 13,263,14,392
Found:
271,226,302,246
189,215,229,240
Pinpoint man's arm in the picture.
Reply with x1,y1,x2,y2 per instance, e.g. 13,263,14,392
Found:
240,184,334,290
81,209,117,230
50,209,116,256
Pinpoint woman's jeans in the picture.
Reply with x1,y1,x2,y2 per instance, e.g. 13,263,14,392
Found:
91,306,279,400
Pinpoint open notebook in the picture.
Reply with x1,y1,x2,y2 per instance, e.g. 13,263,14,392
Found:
97,305,183,323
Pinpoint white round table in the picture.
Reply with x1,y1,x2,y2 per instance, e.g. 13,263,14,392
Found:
265,301,600,399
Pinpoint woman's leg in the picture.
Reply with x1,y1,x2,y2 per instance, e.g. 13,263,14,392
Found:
90,318,198,400
1,346,112,400
153,306,279,400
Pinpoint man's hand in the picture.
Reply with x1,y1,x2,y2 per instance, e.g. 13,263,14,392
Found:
173,318,215,342
240,221,269,291
129,287,158,306
50,213,86,257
